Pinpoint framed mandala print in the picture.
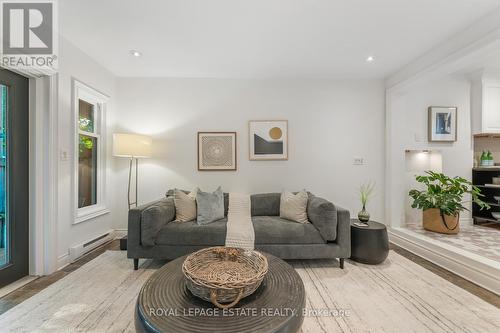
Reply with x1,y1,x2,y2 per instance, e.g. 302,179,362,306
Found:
197,132,237,171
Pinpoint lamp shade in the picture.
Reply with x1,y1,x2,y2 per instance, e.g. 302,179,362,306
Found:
113,133,152,158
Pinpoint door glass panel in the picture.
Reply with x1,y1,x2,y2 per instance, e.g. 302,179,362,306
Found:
0,84,8,268
78,134,97,208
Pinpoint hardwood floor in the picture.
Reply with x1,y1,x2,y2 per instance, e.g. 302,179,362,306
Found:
390,244,500,308
0,240,498,316
0,240,120,315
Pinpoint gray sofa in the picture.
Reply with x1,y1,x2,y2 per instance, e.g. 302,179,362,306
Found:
127,192,351,270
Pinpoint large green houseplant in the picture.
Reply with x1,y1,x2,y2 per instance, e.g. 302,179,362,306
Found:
409,171,489,234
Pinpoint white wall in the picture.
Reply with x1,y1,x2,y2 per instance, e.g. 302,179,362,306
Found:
56,37,116,268
387,77,473,227
110,78,385,229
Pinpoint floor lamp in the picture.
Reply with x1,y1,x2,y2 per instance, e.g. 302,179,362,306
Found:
113,133,153,209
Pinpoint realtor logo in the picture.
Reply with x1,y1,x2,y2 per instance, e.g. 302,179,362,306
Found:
2,2,53,54
1,1,57,71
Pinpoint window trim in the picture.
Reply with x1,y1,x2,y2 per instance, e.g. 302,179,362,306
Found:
72,79,109,224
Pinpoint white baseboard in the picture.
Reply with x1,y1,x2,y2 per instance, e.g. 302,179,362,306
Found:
389,227,500,296
57,252,70,270
459,217,474,228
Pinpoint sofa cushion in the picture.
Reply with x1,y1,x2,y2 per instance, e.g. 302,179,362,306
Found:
173,188,197,222
253,216,324,244
307,194,338,241
155,216,325,246
156,218,228,246
167,189,230,216
251,193,281,216
141,198,176,246
168,190,282,217
280,191,310,223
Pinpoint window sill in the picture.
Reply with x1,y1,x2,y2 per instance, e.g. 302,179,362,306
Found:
74,206,110,224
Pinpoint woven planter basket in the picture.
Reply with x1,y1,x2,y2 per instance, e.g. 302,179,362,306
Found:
182,247,268,309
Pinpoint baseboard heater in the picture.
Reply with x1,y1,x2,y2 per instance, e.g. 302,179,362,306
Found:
69,230,114,263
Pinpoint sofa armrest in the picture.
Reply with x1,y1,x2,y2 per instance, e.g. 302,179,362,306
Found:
128,197,175,248
335,206,351,258
307,196,337,241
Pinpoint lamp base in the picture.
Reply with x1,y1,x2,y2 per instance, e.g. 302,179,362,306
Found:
128,157,139,209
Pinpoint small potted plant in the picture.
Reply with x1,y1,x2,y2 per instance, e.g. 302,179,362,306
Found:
409,171,489,234
358,181,375,223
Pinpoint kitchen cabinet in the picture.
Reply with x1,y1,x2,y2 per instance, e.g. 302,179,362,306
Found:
471,75,500,134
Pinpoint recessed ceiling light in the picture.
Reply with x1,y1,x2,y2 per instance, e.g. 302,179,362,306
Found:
130,50,142,57
366,56,375,63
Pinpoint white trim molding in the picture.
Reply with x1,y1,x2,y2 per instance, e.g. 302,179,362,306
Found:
389,227,500,296
386,8,500,90
57,252,70,270
29,74,59,276
72,79,110,224
75,208,110,224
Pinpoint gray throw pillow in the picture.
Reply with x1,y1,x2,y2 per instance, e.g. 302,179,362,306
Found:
196,187,224,225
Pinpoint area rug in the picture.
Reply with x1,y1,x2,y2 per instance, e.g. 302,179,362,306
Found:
0,251,499,333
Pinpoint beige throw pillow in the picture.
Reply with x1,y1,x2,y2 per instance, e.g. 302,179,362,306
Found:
280,190,310,223
174,189,197,222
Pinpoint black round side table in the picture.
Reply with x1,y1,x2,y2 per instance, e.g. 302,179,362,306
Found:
350,220,389,265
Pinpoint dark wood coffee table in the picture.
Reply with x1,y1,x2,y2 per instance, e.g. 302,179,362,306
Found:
135,253,305,333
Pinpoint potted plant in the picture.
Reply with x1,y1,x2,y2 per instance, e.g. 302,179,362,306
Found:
358,181,375,223
409,171,489,234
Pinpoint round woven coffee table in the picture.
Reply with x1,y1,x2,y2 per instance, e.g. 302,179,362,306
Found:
135,253,305,333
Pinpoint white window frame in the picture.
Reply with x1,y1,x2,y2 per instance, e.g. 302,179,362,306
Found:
73,79,109,224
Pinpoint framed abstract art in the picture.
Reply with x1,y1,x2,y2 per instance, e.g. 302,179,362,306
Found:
249,120,288,160
428,107,457,142
197,132,237,171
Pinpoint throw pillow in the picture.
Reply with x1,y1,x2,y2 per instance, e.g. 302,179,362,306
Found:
173,188,197,222
196,187,225,225
280,190,310,223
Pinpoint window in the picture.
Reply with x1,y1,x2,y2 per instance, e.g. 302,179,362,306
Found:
78,99,97,208
74,80,109,223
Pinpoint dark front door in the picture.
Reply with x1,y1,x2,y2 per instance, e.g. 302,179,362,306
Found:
0,69,29,288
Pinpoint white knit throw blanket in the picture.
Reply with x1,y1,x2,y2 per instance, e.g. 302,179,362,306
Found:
225,193,255,251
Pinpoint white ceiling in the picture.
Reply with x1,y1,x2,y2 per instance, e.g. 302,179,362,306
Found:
59,0,500,78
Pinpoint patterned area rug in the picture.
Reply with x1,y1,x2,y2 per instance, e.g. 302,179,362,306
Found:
405,223,500,263
0,251,499,332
